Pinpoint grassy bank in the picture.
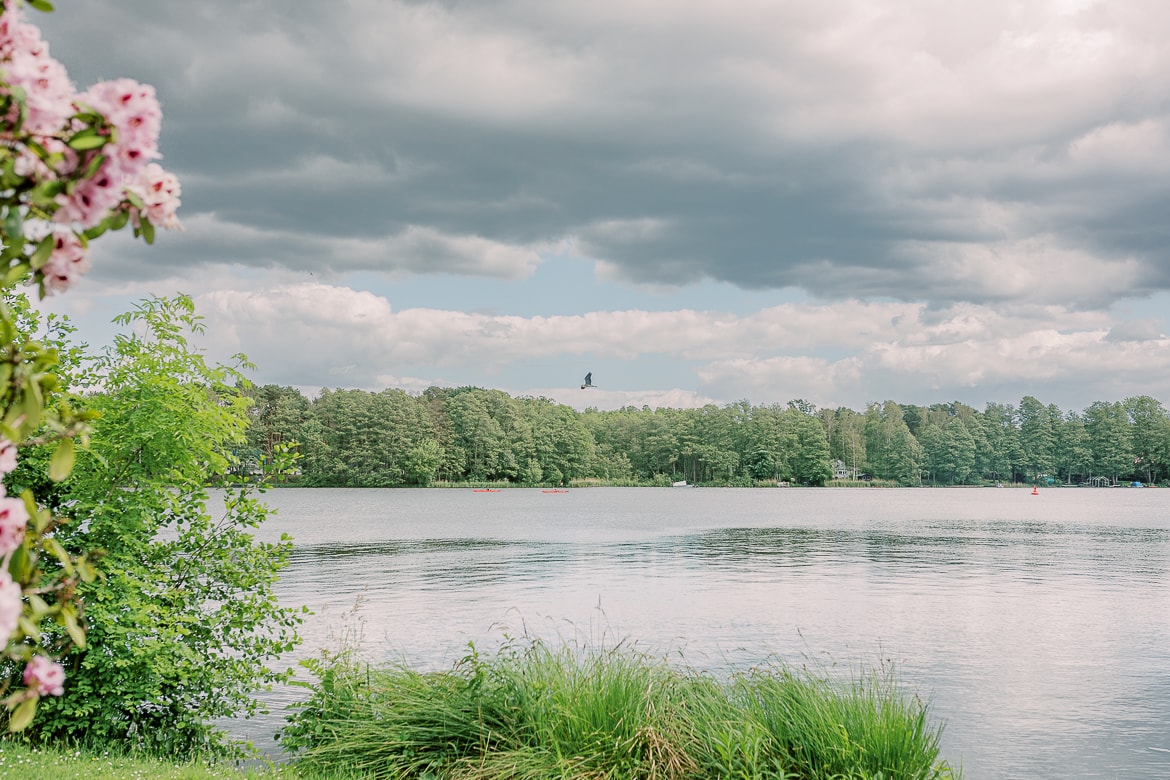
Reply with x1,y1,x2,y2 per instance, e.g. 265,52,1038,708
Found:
0,744,265,780
0,744,367,780
282,639,959,779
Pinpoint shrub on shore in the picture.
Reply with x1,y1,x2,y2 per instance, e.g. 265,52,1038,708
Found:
282,639,959,780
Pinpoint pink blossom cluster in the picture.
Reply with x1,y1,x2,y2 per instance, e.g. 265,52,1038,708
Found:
0,436,25,650
127,162,182,229
0,437,25,556
0,3,73,135
0,440,65,700
0,569,20,648
0,1,182,294
23,654,65,696
41,227,91,293
0,491,27,556
58,78,164,229
0,437,15,474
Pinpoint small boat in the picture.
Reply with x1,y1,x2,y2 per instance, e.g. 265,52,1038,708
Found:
473,488,501,493
672,480,690,488
541,489,569,493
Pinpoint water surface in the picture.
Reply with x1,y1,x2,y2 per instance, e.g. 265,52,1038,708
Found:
243,487,1170,779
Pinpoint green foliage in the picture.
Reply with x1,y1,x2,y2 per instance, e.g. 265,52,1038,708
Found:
16,296,302,757
236,384,1170,488
282,639,959,780
865,402,923,486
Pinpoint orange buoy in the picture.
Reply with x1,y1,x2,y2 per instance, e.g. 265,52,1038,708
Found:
1031,485,1038,495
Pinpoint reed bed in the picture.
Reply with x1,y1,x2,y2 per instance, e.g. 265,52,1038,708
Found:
282,640,959,780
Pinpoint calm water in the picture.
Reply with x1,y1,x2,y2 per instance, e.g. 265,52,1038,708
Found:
239,487,1170,779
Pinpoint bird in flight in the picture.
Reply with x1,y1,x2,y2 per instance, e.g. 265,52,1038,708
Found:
581,372,594,389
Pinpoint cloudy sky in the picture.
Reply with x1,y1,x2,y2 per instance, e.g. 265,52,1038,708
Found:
33,0,1170,412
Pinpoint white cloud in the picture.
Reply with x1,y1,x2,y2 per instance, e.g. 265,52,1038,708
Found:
186,282,1170,411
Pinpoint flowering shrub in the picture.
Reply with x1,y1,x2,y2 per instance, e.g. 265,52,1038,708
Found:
1,0,181,731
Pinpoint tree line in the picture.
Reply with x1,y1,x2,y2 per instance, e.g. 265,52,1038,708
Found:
243,386,1170,487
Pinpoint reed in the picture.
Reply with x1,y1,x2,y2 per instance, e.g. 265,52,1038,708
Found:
283,640,958,780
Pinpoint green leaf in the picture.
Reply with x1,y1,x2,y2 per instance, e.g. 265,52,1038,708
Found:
109,207,130,232
83,220,110,241
62,608,86,650
4,205,22,240
17,615,40,641
6,542,29,581
20,381,43,434
83,152,106,180
7,698,37,734
2,262,30,287
44,537,73,570
49,437,75,481
66,127,108,151
30,234,55,270
27,593,50,617
139,218,155,245
27,0,55,11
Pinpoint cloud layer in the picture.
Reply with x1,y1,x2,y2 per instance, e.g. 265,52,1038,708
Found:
186,283,1170,411
31,0,1170,409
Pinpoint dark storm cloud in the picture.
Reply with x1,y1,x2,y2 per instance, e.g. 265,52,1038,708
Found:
36,0,1170,304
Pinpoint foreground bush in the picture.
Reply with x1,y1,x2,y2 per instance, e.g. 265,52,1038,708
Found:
6,296,303,757
282,640,959,780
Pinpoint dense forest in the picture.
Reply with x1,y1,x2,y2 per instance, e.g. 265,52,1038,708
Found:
241,386,1170,488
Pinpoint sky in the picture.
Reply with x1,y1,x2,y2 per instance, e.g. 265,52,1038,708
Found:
31,0,1170,413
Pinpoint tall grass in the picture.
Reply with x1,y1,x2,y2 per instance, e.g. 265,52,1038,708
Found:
283,640,959,780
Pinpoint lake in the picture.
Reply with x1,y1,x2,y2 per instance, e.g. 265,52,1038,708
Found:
240,486,1170,779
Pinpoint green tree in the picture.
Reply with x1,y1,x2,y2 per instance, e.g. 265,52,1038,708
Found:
976,403,1021,482
446,389,507,481
1084,401,1134,483
821,407,866,480
1017,396,1057,482
1124,396,1170,484
244,384,309,470
523,397,594,485
864,401,922,485
28,296,302,756
920,417,977,485
404,438,444,486
1054,411,1092,484
786,409,832,486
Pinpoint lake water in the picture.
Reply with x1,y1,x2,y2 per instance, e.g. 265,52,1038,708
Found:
239,486,1170,779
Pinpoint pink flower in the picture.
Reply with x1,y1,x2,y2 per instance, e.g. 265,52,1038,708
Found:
0,493,29,555
54,164,123,229
0,4,74,136
14,135,76,180
0,570,20,649
39,229,91,294
0,438,15,474
22,655,65,696
51,78,164,229
127,163,182,230
78,78,161,178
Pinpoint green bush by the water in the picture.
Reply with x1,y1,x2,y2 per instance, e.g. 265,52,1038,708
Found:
282,640,959,779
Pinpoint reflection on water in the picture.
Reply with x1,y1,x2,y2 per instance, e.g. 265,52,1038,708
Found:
232,487,1170,780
